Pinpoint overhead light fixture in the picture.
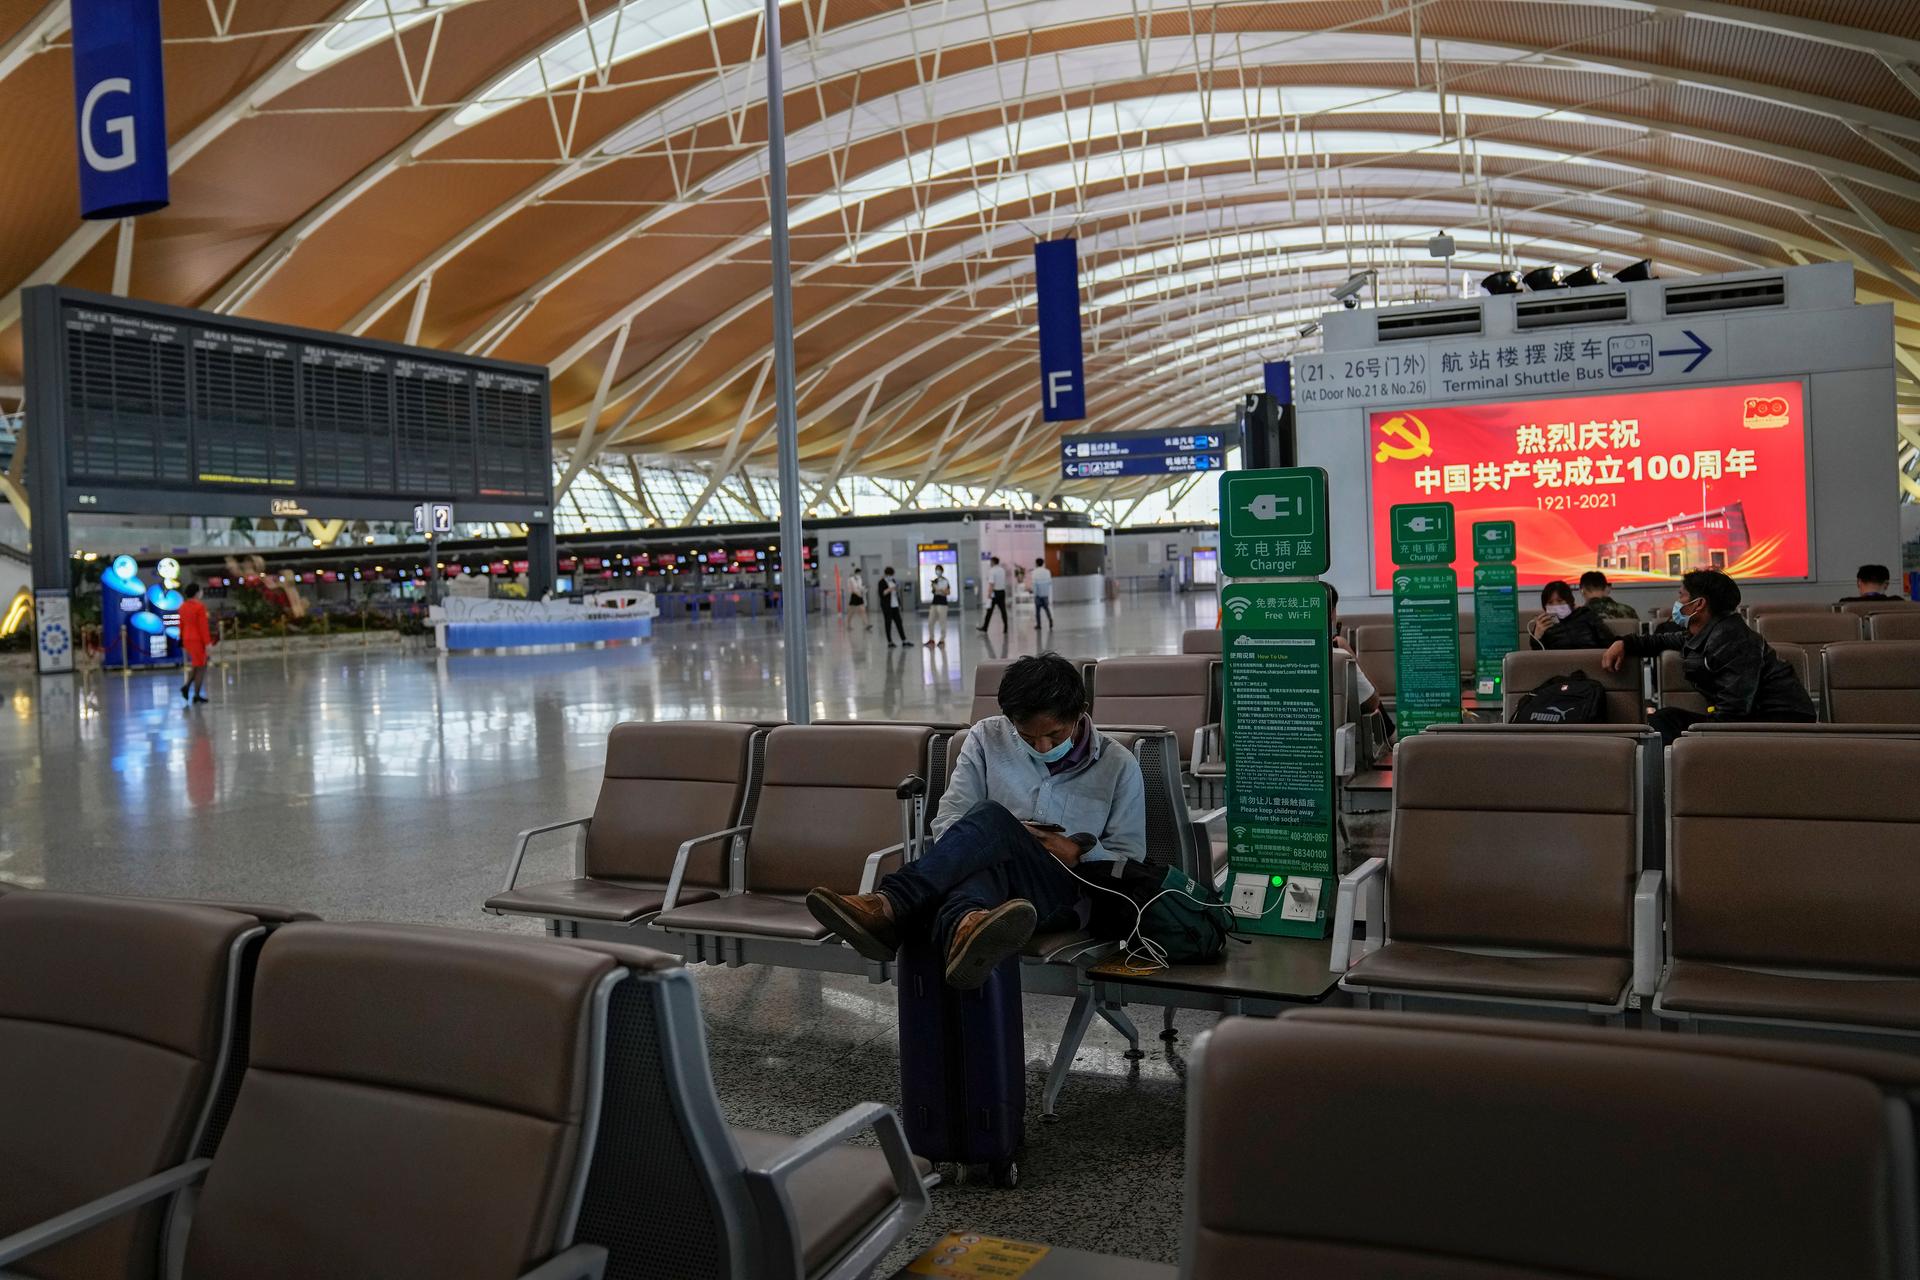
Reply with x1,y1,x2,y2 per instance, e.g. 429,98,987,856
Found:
1427,234,1456,258
1329,270,1375,304
1480,269,1524,295
1563,264,1608,288
1521,265,1566,292
1615,258,1656,283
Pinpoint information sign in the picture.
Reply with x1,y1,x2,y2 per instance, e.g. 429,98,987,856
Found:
1473,564,1519,697
1220,469,1329,578
1221,581,1335,938
1471,520,1519,696
1387,501,1455,566
1392,565,1462,736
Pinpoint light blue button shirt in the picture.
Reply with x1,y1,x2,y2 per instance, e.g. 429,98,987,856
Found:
933,716,1147,864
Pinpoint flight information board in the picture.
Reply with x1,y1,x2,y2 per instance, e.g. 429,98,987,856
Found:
27,287,551,513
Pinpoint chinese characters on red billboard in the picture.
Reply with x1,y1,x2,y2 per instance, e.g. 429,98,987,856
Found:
1367,381,1809,590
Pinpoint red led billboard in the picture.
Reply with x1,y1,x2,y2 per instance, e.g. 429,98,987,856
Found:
1367,380,1809,589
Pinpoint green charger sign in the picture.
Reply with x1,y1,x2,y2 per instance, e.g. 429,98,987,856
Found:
1389,500,1462,738
1221,582,1335,938
1471,521,1519,696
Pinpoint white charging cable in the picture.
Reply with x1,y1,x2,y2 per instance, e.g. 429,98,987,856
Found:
1038,838,1289,973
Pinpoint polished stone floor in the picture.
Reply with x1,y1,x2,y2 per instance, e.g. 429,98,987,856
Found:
1,589,1247,1265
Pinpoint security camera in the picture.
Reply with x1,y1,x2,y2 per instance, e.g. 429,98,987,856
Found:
1341,296,1359,309
1297,320,1321,338
1329,270,1375,304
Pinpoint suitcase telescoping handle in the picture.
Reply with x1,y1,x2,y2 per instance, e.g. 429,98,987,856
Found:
897,774,928,862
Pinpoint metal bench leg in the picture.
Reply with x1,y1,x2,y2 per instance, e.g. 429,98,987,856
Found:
1097,1004,1144,1060
1044,990,1098,1120
1159,1006,1177,1042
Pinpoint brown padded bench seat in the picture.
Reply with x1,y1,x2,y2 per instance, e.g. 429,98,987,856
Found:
1755,610,1864,647
0,892,264,1280
731,1130,926,1274
1184,1014,1913,1280
180,923,656,1278
1180,628,1221,654
654,723,933,944
1093,655,1215,765
1340,731,1644,1011
488,720,758,924
1190,1011,1917,1280
1501,649,1641,722
1656,734,1920,1037
1871,610,1920,640
1824,641,1920,724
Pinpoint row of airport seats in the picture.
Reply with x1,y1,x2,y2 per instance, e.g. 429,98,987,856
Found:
0,890,929,1280
485,718,1207,1114
1328,725,1920,1042
1496,641,1920,724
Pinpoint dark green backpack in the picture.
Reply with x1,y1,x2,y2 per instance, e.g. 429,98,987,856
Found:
1082,861,1231,965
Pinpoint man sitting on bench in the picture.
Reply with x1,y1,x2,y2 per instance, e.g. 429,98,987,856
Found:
807,654,1146,989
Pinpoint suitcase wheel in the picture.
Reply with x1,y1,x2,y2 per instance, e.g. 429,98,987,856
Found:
989,1160,1019,1189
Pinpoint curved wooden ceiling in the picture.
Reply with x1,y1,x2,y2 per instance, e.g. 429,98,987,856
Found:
2,0,1917,504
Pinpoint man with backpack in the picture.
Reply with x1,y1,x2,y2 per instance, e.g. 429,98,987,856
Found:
1600,568,1814,743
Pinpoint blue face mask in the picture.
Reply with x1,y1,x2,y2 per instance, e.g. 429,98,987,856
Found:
1024,734,1076,764
1672,599,1692,625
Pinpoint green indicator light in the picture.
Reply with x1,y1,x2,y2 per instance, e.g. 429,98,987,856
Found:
1270,875,1286,887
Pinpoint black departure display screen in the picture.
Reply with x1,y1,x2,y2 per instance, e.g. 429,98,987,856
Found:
48,293,551,508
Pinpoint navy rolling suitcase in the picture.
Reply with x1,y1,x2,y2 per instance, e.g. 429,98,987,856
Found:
896,933,1025,1187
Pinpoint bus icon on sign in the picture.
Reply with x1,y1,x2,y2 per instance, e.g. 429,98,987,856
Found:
1607,334,1652,376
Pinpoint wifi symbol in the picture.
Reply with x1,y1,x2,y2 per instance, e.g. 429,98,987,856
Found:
1225,598,1252,621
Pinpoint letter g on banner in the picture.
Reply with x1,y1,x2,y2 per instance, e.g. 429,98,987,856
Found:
1034,238,1086,422
70,0,170,219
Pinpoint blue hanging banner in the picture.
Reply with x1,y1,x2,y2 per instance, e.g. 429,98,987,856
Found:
1264,360,1292,405
70,0,170,220
1034,238,1085,422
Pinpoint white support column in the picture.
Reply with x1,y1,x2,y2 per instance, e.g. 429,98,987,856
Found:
111,218,135,297
555,321,633,500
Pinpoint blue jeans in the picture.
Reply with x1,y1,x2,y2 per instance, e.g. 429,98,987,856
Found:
1034,595,1053,626
879,802,1084,954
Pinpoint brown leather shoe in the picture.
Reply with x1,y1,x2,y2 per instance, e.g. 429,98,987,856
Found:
943,900,1038,990
806,888,900,962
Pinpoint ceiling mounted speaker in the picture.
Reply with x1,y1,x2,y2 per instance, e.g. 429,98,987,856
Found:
1615,258,1656,283
1563,264,1608,288
1522,265,1566,291
1480,269,1524,295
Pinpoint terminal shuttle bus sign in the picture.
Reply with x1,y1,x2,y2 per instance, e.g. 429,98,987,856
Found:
1033,238,1086,422
70,0,170,219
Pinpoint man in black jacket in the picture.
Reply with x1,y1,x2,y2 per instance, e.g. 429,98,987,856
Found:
1529,579,1614,650
1601,569,1814,743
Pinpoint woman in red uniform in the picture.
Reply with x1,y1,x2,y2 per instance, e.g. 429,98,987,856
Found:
178,582,214,704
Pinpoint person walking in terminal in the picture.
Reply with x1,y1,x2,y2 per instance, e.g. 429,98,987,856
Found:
977,556,1011,635
924,565,952,647
1840,563,1896,602
1602,568,1815,744
846,567,871,631
178,583,215,704
1030,557,1054,629
807,654,1145,989
1528,579,1614,650
1579,570,1640,621
878,566,909,647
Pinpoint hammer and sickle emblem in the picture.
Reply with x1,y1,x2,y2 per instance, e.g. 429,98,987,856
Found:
1374,413,1433,463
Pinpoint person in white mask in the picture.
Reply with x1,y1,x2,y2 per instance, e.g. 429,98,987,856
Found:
1528,579,1612,650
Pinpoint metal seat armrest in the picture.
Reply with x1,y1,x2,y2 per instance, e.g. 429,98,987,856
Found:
516,1243,609,1280
1330,857,1386,973
1191,723,1222,769
743,1102,932,1280
0,1159,211,1268
859,843,907,895
1632,869,1665,997
492,816,593,910
659,824,754,914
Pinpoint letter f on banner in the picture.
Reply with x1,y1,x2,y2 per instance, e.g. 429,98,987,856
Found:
1034,239,1086,422
70,0,170,219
